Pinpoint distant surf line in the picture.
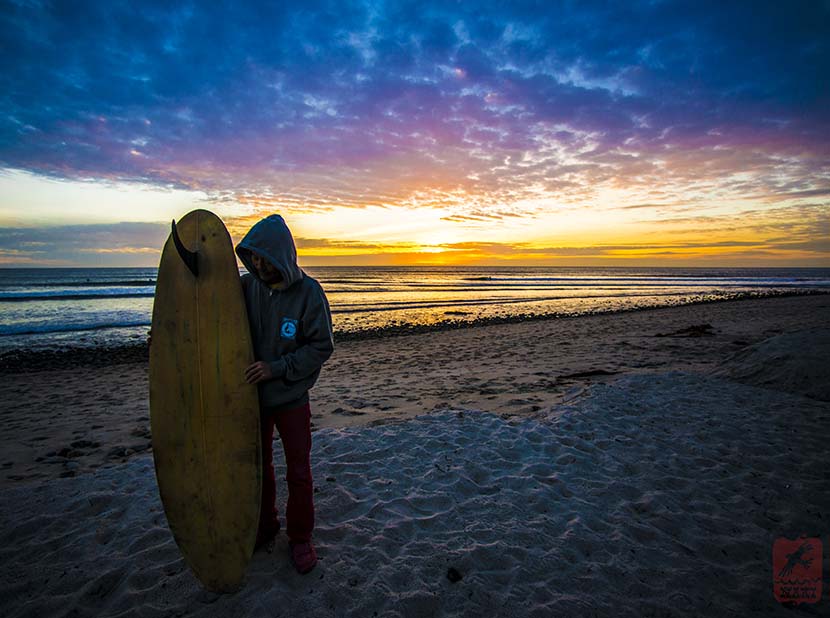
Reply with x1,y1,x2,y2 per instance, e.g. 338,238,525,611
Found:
0,291,692,335
0,292,155,302
4,280,819,303
0,280,156,288
0,319,153,337
279,291,703,313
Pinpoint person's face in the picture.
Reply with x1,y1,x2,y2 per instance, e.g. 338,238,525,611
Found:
250,251,283,284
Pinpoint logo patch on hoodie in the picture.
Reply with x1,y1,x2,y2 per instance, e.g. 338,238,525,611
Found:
280,317,298,340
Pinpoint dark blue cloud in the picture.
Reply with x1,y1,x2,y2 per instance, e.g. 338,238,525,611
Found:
0,0,827,205
0,221,169,265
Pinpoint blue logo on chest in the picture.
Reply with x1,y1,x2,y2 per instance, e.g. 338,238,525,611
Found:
280,317,299,340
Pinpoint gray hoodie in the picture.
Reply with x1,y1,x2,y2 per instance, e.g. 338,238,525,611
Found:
235,215,334,411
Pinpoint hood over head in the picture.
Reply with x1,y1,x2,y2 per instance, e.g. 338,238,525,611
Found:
235,215,305,288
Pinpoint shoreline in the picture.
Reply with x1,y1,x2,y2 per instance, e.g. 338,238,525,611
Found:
1,287,827,374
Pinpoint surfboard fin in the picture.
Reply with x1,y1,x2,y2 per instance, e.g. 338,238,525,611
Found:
171,219,199,277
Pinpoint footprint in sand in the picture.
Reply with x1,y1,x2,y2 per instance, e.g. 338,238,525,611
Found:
332,407,367,416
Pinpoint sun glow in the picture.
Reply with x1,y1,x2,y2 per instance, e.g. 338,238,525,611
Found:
2,169,828,267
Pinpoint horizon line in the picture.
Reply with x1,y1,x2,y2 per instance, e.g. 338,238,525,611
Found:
2,264,829,270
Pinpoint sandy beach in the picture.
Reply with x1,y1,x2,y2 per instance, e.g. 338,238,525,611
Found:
1,294,829,616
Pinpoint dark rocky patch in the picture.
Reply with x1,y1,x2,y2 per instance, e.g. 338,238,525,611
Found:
560,369,618,379
655,323,715,338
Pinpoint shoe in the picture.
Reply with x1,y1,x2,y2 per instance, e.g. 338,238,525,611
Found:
255,521,280,551
289,541,318,574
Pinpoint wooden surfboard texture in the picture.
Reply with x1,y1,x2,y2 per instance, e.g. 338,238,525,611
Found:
149,209,260,592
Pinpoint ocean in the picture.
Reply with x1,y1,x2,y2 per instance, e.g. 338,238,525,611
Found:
1,266,829,354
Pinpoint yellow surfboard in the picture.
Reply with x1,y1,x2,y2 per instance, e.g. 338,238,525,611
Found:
149,209,260,592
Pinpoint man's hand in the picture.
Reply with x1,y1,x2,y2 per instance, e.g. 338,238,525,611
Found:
245,361,273,384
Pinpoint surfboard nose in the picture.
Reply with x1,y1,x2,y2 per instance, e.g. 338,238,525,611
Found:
171,219,199,277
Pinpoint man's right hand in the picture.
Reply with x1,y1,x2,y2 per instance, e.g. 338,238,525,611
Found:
245,361,273,384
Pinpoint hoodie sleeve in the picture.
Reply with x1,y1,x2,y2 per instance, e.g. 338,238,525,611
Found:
267,283,334,381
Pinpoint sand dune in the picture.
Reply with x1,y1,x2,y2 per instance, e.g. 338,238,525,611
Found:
715,328,830,402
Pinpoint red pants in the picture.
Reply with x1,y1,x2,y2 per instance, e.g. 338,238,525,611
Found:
259,402,315,543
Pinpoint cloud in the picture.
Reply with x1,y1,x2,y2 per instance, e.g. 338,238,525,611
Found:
768,239,830,253
424,233,830,261
3,217,827,267
435,239,776,257
0,0,827,219
0,222,169,265
294,237,412,251
0,223,429,265
639,203,830,240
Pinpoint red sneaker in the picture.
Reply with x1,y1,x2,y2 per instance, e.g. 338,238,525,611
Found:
289,541,318,574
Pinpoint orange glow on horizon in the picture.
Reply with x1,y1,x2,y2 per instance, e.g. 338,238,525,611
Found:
2,170,827,268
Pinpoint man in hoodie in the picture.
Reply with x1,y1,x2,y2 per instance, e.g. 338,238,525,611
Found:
235,215,334,575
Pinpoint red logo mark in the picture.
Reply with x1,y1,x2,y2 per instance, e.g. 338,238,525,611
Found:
773,537,822,605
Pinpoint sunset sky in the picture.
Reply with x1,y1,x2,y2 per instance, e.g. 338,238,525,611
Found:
0,1,828,267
